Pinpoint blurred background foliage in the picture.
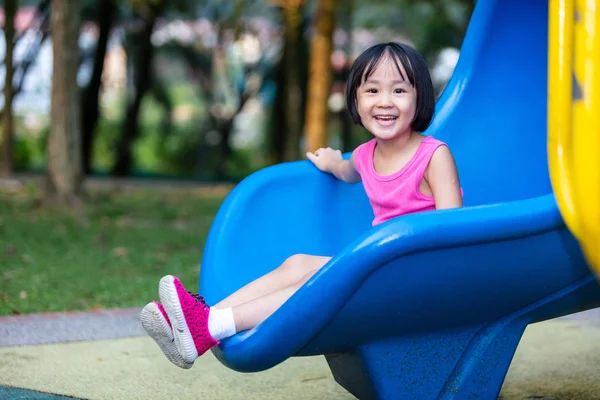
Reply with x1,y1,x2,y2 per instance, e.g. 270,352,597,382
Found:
0,0,474,182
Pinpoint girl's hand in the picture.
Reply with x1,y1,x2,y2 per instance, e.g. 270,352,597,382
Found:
306,147,343,172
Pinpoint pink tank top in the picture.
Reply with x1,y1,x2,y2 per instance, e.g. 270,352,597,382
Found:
353,136,446,226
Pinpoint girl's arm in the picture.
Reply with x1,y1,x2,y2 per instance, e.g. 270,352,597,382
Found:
306,148,362,184
426,146,463,210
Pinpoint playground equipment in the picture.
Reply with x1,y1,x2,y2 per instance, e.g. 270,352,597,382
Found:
199,0,600,398
548,0,600,277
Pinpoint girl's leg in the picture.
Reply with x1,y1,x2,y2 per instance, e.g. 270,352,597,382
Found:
214,254,331,309
232,270,317,332
158,269,322,364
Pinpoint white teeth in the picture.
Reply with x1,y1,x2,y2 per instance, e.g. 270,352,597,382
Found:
375,116,396,120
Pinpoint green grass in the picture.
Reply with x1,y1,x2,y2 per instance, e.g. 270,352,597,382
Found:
0,182,231,315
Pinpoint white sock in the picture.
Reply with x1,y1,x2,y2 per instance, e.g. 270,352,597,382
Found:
208,307,236,340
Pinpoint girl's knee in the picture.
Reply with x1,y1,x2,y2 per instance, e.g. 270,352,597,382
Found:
280,254,315,277
298,270,317,285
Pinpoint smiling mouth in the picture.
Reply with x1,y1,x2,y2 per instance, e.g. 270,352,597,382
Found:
374,116,397,126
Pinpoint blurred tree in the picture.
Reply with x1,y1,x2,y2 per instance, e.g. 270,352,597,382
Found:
1,0,17,177
0,0,50,121
270,0,309,163
109,0,221,177
206,0,274,177
44,0,83,204
112,0,164,176
0,0,50,174
352,0,475,62
211,43,247,179
81,0,116,175
151,78,173,140
171,0,278,177
400,0,475,61
304,0,336,153
336,0,353,152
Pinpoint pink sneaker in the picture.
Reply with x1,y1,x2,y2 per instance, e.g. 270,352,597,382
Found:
140,301,193,369
158,275,219,364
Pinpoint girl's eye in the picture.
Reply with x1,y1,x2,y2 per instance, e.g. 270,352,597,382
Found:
394,88,406,94
366,88,378,93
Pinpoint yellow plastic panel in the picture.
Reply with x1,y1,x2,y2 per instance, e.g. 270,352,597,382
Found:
549,0,600,274
573,0,600,272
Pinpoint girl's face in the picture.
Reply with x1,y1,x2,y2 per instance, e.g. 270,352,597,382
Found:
356,56,417,141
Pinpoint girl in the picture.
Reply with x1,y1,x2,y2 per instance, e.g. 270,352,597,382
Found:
141,42,463,369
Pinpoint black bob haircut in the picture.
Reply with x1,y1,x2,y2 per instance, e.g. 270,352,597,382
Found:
345,42,435,133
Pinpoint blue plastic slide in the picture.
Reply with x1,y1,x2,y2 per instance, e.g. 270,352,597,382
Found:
199,0,600,398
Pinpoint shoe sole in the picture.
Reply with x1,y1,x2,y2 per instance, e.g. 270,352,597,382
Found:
159,275,199,364
140,302,193,369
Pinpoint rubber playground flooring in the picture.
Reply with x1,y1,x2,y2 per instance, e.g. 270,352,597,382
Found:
1,308,600,400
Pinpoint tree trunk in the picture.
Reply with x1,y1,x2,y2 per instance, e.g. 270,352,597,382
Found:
1,0,17,177
270,52,286,164
212,45,231,179
0,0,51,123
303,0,336,153
44,0,83,205
112,8,158,177
339,0,353,152
215,92,250,179
82,0,115,175
270,3,309,164
282,1,305,162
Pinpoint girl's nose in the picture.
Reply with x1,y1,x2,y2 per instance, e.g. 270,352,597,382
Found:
377,93,393,107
